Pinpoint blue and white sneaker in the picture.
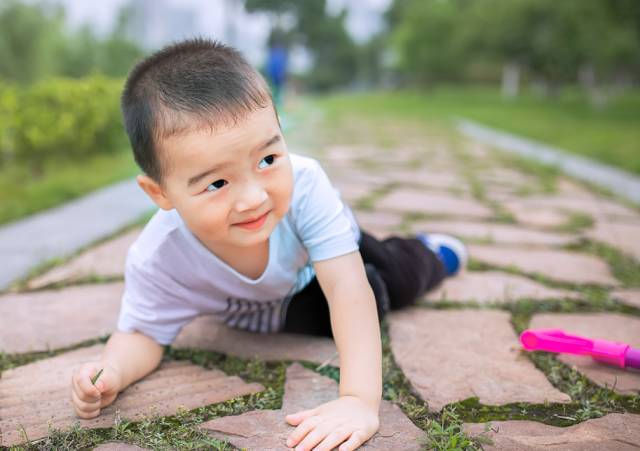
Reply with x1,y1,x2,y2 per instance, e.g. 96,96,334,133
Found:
416,233,468,277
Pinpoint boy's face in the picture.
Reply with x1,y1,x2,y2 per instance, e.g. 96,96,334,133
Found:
137,105,293,254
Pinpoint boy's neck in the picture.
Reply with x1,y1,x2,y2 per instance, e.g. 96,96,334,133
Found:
199,235,271,279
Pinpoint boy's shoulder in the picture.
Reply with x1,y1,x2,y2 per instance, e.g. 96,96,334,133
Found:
289,152,322,175
288,152,328,191
126,208,184,270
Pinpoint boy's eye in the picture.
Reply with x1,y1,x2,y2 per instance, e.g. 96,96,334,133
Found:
206,179,227,192
258,154,276,169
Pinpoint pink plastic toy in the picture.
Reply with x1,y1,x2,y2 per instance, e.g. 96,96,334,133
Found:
520,329,640,370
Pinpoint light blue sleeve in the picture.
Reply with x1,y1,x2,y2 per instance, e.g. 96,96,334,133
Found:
117,256,199,345
292,159,360,262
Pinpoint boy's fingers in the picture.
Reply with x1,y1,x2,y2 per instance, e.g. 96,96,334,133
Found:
100,390,118,408
286,408,316,425
313,428,351,451
73,367,101,401
71,389,100,417
287,416,321,447
72,379,100,404
338,430,366,451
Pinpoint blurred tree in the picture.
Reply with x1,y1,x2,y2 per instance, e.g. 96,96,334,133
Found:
0,0,143,83
58,25,101,78
390,0,468,85
0,1,67,83
387,0,640,95
98,5,145,78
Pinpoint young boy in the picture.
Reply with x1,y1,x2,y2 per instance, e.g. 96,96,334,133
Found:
70,38,467,451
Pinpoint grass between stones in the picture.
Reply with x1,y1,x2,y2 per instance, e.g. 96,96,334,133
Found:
353,182,399,212
566,240,640,288
467,238,640,291
0,336,110,374
553,212,595,234
2,326,484,450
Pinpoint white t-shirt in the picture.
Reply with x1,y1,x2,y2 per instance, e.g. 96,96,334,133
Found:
117,153,361,345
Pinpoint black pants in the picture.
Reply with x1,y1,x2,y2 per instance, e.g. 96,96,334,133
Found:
282,230,447,338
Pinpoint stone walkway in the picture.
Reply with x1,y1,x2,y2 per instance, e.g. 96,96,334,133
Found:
1,119,640,449
0,179,155,292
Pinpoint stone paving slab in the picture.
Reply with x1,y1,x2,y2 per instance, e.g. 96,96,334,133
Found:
520,196,640,220
332,179,380,204
476,168,539,189
502,196,640,230
410,220,579,246
484,185,525,201
324,145,371,166
468,244,619,286
612,289,640,308
323,166,390,188
464,141,491,159
363,147,424,168
324,145,421,170
556,178,598,199
388,308,571,411
0,282,123,354
498,203,572,229
26,228,142,290
354,210,404,239
529,313,640,395
382,168,468,191
376,189,493,219
586,220,640,261
0,344,264,447
463,413,640,450
423,271,579,304
200,363,424,450
173,315,339,366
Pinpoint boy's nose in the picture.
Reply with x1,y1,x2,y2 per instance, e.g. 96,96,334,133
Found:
234,183,268,212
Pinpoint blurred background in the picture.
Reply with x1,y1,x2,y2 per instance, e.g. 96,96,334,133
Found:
1,0,639,226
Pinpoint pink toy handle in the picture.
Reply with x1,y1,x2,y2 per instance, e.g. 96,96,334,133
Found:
520,329,629,368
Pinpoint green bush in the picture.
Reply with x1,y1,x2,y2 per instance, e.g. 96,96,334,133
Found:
0,81,18,166
10,76,126,168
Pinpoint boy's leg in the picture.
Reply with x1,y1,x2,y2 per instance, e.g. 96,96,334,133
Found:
282,263,390,338
358,230,447,310
281,229,453,336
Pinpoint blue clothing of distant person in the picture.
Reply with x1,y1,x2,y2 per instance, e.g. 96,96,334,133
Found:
266,45,288,109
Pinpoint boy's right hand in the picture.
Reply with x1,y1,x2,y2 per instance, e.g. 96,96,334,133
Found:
71,363,122,419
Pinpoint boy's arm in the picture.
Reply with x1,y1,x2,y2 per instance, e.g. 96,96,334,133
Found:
285,250,382,450
317,251,382,408
71,330,165,419
101,330,165,391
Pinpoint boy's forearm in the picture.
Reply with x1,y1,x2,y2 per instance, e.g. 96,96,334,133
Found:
100,330,164,391
329,281,382,409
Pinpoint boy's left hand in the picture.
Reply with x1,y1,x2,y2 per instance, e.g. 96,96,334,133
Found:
285,395,380,451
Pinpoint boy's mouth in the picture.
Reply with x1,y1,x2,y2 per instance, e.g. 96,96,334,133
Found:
234,210,270,230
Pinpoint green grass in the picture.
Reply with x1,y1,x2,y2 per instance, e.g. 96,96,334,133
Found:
0,149,140,226
312,86,640,175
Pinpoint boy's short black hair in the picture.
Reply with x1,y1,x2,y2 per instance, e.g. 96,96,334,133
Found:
121,37,274,186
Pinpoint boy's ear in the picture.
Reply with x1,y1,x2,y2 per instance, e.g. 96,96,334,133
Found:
136,174,174,211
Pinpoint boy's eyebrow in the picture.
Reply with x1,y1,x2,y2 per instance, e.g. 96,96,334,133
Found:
187,134,281,188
